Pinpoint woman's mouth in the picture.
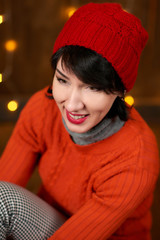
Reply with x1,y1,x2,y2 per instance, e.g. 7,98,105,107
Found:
66,110,89,124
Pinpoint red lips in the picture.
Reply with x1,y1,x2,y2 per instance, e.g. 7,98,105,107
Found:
66,110,89,124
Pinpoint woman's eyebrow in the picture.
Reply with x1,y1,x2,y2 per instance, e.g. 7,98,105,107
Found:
56,68,69,79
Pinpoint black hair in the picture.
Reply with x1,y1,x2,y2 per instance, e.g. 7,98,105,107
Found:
49,45,130,121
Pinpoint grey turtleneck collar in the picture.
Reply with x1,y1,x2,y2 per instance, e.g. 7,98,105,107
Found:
62,115,124,146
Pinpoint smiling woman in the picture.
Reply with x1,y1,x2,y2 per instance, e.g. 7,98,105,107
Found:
0,2,159,240
51,45,128,122
52,54,118,133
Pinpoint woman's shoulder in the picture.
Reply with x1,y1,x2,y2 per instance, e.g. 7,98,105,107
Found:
126,107,157,144
121,107,159,174
20,86,58,117
13,86,61,150
95,107,159,175
17,86,60,134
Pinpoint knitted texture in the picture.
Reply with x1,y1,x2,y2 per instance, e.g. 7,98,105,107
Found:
0,87,159,240
53,3,148,91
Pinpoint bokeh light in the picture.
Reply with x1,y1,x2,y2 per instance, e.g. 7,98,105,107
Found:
124,95,134,106
0,15,3,24
0,73,2,83
5,40,17,52
66,7,77,18
7,100,18,112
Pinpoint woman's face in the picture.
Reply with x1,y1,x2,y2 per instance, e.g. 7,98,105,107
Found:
52,58,118,133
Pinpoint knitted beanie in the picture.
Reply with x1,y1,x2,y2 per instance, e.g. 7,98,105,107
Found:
53,3,148,92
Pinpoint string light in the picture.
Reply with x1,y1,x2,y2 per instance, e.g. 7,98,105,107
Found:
5,40,17,52
0,73,2,83
125,95,134,106
1,6,19,118
0,15,3,24
7,100,18,112
66,7,77,18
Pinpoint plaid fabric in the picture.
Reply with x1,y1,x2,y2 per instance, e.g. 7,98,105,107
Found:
0,181,67,240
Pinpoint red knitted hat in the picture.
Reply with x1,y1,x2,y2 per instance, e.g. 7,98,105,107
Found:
53,3,148,92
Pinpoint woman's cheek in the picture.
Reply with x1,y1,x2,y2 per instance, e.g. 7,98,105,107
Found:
54,87,68,104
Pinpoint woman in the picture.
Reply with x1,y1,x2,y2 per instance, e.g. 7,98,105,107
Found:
0,3,159,240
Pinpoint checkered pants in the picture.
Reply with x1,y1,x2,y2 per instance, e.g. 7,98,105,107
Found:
0,181,67,240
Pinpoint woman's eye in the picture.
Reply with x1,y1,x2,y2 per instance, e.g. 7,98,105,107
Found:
88,86,100,92
56,77,67,84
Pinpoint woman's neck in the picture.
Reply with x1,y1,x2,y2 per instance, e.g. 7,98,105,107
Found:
62,116,124,145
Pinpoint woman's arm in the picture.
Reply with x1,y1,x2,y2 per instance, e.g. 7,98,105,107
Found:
48,165,158,240
0,89,46,186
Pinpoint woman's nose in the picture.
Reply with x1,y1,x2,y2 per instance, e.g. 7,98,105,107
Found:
65,89,84,112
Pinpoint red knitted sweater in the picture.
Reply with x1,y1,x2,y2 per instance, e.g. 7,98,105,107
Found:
0,87,159,240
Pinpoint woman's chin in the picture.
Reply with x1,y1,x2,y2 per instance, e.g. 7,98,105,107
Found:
66,121,90,134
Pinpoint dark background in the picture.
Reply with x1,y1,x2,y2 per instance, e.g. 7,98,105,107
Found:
0,0,160,239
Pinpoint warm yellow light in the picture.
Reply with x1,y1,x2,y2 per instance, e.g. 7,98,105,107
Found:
0,15,3,24
0,73,2,83
66,7,77,18
5,40,17,52
124,95,134,106
7,100,18,112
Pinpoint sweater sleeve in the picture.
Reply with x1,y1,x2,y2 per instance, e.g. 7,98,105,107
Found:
48,165,158,240
0,90,45,186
